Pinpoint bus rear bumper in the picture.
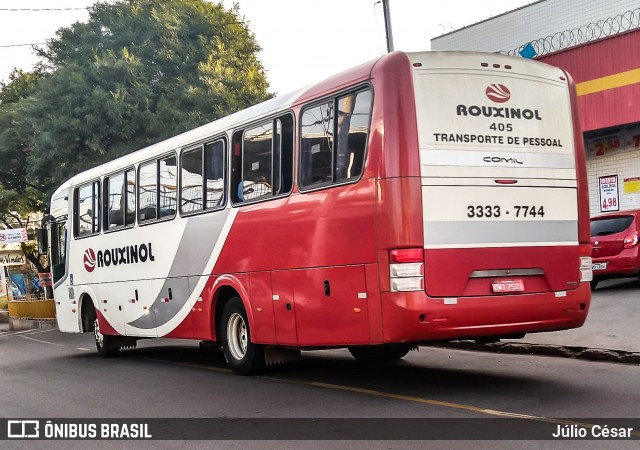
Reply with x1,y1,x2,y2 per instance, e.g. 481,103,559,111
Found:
380,283,591,343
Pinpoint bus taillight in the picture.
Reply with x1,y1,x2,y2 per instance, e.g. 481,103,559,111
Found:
389,248,424,292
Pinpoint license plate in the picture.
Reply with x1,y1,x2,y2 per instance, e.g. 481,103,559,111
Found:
491,278,525,293
592,262,607,270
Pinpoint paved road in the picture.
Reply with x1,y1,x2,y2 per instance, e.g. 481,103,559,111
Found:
0,327,639,448
518,278,640,353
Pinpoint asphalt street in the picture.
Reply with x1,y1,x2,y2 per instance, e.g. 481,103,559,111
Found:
3,278,638,358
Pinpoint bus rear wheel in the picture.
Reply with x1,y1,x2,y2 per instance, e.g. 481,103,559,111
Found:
94,318,120,358
220,297,266,375
348,344,413,363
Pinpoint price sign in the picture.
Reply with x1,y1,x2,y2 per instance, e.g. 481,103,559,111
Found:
599,175,619,212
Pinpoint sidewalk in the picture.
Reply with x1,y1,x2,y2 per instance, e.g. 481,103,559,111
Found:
441,278,640,364
518,278,640,353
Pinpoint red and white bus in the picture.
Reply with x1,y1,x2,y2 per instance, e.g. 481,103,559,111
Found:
44,51,592,374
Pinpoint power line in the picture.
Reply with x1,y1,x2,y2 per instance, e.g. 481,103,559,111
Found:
0,1,247,51
0,1,208,12
0,8,88,12
0,43,46,48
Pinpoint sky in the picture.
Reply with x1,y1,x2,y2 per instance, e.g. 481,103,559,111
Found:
0,0,534,94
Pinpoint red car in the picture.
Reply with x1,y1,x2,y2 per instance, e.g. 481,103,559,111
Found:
590,209,640,289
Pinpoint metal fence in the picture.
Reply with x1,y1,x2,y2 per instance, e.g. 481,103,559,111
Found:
505,8,640,58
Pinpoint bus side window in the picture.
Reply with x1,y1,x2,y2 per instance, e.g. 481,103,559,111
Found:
204,140,225,208
335,90,372,182
159,155,177,218
232,114,293,204
104,168,136,231
106,172,125,230
242,122,273,201
138,161,158,222
181,146,205,214
74,181,100,237
300,101,334,188
125,169,136,225
300,88,372,190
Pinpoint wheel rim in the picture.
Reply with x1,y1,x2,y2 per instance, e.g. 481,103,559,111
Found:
227,313,247,361
94,319,103,348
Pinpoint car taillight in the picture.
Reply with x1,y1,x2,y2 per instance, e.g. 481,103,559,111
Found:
623,234,639,248
389,248,424,292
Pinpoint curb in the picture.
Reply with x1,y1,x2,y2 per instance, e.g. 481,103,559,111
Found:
433,341,640,365
9,317,57,331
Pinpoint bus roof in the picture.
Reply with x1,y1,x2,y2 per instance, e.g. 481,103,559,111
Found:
53,50,563,196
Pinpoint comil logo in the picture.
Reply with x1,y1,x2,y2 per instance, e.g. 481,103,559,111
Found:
485,84,511,103
84,249,97,272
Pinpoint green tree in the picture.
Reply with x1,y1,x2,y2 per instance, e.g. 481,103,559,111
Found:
0,69,45,196
22,0,271,198
0,69,49,276
0,187,48,274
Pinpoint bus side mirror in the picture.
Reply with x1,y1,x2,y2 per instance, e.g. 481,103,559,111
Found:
37,228,48,255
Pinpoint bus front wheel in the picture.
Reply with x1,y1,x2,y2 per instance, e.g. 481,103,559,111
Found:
348,344,413,363
220,297,266,375
94,318,120,358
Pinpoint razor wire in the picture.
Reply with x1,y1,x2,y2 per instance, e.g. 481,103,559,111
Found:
505,8,640,57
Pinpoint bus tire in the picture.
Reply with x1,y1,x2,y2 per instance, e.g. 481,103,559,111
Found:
220,297,266,375
348,344,412,363
94,318,120,358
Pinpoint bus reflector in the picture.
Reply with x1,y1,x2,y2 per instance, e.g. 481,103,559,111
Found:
580,256,593,282
391,277,424,292
390,248,423,263
390,248,424,292
579,244,592,256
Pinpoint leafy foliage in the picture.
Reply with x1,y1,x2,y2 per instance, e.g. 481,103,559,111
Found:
0,69,48,272
0,69,45,196
0,0,272,275
21,0,271,200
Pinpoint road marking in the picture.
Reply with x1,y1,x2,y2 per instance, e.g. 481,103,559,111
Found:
175,361,232,374
309,381,549,419
0,328,56,337
144,358,232,374
10,335,639,438
19,335,67,347
299,381,639,436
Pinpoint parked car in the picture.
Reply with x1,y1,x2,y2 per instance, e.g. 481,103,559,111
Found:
590,209,640,289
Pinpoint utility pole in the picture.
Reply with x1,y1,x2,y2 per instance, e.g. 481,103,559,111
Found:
382,0,394,53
